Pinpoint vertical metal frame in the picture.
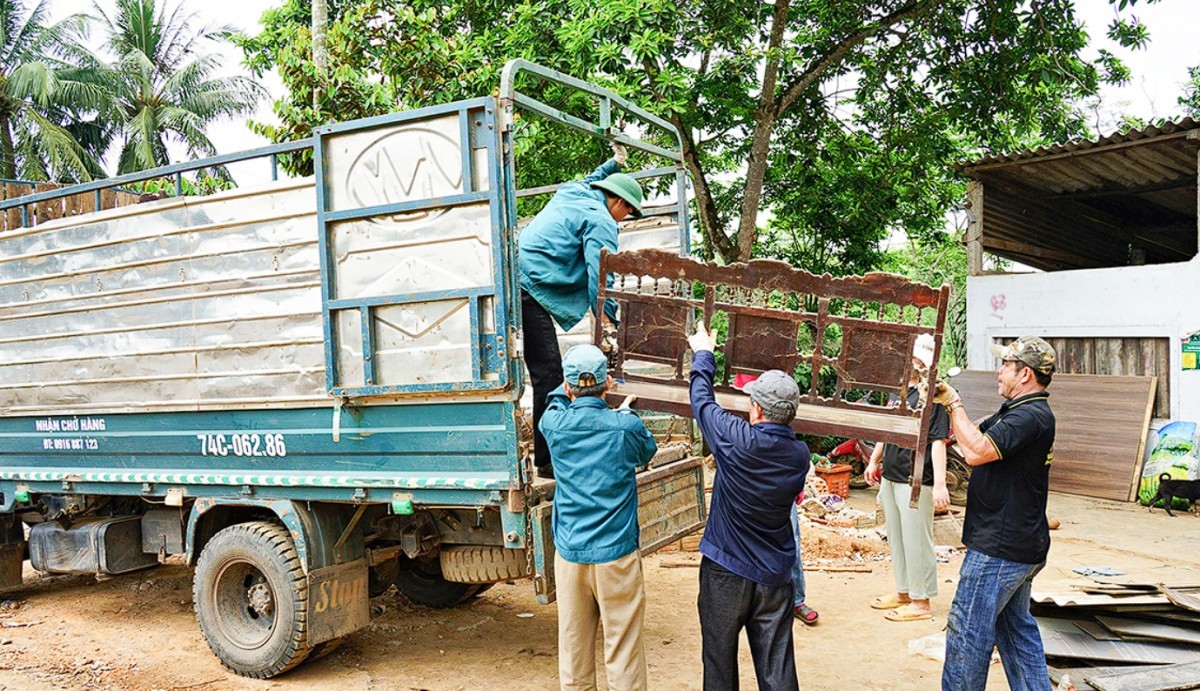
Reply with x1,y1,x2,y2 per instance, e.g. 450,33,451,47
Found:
313,97,517,397
498,59,692,258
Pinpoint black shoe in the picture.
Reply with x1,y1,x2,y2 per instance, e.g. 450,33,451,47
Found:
536,465,555,480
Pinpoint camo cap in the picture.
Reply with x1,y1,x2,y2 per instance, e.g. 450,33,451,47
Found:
989,336,1056,375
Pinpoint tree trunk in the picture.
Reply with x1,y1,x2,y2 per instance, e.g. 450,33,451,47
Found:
732,0,790,263
312,0,329,111
734,109,778,262
0,111,15,180
672,118,734,262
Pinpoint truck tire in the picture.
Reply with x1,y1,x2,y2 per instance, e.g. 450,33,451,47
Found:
193,522,310,678
440,546,528,584
393,555,481,608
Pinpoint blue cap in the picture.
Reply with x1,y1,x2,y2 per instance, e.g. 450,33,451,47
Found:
563,345,608,386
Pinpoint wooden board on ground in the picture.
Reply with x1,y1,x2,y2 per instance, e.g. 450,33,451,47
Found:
1095,616,1200,645
953,370,1155,501
1162,587,1200,614
1039,624,1200,665
1050,665,1165,691
1086,660,1200,691
1034,591,1171,607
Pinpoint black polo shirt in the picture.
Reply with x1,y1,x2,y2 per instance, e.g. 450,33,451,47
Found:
962,391,1055,565
882,387,951,486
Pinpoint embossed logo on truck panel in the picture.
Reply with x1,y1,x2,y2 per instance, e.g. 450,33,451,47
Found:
347,127,463,226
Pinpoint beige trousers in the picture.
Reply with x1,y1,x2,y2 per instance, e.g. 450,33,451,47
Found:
555,550,648,691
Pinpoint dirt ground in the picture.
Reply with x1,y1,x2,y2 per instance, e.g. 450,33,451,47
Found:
0,491,1195,691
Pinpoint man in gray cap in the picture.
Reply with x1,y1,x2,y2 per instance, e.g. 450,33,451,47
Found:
686,322,810,691
932,336,1057,690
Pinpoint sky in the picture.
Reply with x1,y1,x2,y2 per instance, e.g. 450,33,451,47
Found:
51,0,1200,186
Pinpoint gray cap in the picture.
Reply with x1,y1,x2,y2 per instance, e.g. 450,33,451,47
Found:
745,370,801,421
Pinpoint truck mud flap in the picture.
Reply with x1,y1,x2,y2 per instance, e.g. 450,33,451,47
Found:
308,558,370,645
531,502,556,605
530,456,707,605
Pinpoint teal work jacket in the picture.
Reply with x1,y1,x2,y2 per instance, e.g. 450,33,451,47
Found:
518,159,622,330
539,387,657,563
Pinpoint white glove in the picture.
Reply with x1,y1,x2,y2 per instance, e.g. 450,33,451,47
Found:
688,321,716,353
612,141,628,167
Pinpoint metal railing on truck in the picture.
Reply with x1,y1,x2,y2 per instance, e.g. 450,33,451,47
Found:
0,140,311,230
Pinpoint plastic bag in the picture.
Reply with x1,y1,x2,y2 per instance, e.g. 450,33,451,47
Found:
908,633,946,662
1138,421,1199,508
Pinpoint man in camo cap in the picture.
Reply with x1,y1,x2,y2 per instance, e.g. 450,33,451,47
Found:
931,336,1057,690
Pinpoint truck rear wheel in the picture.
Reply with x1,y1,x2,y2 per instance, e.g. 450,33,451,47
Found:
193,522,310,678
393,555,480,608
440,545,528,583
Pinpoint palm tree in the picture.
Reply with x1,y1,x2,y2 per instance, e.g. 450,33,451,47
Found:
91,0,264,174
0,0,108,181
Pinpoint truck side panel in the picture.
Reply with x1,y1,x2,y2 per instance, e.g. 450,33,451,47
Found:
0,402,520,509
0,180,326,415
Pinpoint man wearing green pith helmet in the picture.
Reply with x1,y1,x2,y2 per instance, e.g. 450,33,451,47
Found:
518,141,645,480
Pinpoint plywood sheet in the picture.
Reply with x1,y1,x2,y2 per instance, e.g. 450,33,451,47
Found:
1087,660,1200,691
953,370,1155,501
1096,616,1200,645
1039,624,1200,664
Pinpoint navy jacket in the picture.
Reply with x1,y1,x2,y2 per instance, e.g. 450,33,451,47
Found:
689,351,810,586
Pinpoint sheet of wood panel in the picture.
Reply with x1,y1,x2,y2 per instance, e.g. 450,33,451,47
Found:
953,370,1155,501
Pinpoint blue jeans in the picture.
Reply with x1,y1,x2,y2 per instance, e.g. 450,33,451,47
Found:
943,549,1050,691
789,506,806,606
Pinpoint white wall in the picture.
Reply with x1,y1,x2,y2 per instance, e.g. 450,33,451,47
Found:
966,257,1200,420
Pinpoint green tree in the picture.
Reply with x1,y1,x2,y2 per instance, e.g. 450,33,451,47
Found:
89,0,264,173
1182,66,1200,117
0,0,107,181
883,233,969,369
240,0,1156,263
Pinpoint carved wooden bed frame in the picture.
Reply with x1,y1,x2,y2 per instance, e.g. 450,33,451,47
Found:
593,249,952,502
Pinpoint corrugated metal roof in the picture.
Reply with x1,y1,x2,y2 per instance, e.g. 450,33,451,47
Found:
955,117,1199,171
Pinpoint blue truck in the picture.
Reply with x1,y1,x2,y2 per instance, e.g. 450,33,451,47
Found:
0,61,704,677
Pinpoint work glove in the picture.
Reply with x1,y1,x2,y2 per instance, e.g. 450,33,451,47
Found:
688,321,717,354
611,141,628,167
600,320,620,368
931,380,960,407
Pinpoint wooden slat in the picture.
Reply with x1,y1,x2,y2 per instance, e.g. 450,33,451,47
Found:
608,379,920,444
2,182,32,231
33,183,64,226
955,370,1155,501
1086,660,1200,691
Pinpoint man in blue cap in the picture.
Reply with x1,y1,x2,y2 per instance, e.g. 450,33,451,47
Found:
687,322,809,691
520,143,645,479
540,344,657,690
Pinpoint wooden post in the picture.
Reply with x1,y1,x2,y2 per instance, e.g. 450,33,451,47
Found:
966,179,984,276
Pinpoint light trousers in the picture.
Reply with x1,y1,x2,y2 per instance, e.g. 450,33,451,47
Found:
879,477,938,600
555,550,648,691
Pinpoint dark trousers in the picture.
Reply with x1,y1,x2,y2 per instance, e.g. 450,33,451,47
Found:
521,291,563,471
698,557,798,691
